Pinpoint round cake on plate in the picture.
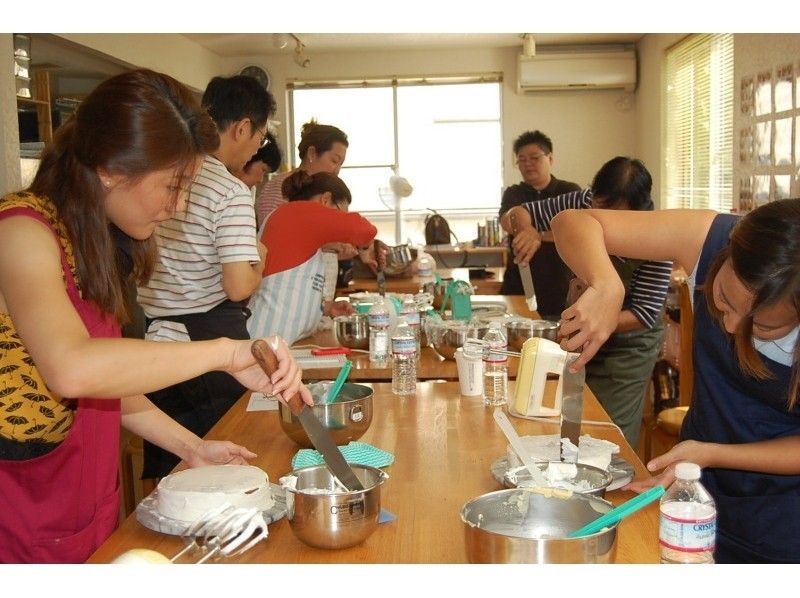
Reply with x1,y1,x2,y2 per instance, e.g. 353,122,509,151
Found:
156,464,273,522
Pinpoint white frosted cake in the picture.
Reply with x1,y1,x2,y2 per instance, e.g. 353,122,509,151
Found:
156,465,273,522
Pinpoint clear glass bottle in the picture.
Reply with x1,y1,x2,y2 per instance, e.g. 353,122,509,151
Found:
398,294,421,357
368,295,391,367
659,462,716,564
481,321,508,406
391,316,417,395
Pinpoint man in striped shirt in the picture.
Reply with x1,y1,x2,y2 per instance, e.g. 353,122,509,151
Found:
501,157,672,447
136,75,276,479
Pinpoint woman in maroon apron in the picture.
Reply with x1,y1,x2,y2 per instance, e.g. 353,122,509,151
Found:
550,200,800,563
0,70,311,563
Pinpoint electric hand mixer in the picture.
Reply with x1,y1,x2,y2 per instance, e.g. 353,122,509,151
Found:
511,337,576,417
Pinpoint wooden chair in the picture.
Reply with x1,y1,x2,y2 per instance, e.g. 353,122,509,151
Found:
119,433,158,519
645,275,693,462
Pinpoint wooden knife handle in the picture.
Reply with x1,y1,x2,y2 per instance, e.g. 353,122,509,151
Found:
509,210,519,235
374,238,384,273
250,339,304,415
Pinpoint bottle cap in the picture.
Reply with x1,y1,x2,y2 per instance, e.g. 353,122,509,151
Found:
674,462,701,480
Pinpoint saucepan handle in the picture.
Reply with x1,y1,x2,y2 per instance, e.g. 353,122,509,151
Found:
250,339,304,416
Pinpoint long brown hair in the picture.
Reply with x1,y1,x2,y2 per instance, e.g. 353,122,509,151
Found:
28,69,219,324
705,198,800,409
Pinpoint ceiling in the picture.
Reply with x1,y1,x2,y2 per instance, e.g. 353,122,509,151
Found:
182,32,644,56
28,33,644,80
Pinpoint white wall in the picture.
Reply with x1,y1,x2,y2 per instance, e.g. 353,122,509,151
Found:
0,34,22,195
224,45,638,189
732,33,800,206
223,44,638,244
634,33,685,208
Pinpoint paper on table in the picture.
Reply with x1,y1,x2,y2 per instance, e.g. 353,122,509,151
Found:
290,348,347,370
246,392,280,412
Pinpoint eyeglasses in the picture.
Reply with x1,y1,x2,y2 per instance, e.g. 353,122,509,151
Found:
250,120,270,148
516,152,550,165
257,127,270,148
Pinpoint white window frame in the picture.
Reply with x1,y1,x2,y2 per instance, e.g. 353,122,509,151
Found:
287,75,503,243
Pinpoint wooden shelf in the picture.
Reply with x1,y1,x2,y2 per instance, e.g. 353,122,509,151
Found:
16,71,52,144
16,96,49,107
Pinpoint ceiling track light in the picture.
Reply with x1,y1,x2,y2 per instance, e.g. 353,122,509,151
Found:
290,33,310,68
521,33,536,57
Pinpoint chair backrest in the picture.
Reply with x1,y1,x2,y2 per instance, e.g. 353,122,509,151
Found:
677,277,694,407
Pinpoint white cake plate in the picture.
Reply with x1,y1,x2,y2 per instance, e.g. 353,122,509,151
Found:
135,483,287,536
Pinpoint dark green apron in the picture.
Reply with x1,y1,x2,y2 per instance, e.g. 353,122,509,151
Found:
584,257,664,447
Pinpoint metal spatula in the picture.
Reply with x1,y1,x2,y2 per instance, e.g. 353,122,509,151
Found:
251,339,364,491
493,408,548,488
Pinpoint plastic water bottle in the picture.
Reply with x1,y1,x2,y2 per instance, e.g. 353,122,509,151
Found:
368,296,391,367
391,316,417,395
481,321,508,406
398,294,421,357
415,251,436,280
659,462,717,564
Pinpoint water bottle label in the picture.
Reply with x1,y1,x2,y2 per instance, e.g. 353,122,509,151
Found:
659,504,716,553
369,313,390,327
401,311,420,326
392,337,417,355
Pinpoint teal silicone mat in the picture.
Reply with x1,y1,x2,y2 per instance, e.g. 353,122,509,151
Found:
292,441,395,469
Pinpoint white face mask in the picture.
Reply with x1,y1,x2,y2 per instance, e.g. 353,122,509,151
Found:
752,325,799,366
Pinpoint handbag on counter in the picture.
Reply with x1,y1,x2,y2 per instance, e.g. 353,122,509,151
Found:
424,210,454,246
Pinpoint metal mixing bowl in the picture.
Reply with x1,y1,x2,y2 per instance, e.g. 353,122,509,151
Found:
278,382,373,448
334,313,369,350
502,461,614,498
505,319,560,352
461,489,618,563
283,464,389,549
429,320,490,360
384,244,416,277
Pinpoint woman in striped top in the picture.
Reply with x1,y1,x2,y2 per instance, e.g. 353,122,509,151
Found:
255,120,348,229
501,157,672,446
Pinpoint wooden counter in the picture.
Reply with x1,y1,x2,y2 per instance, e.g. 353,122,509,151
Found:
296,295,531,381
343,268,504,296
88,381,659,564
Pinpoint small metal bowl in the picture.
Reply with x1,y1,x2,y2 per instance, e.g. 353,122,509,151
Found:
429,320,490,360
334,313,369,350
278,382,373,448
505,319,560,352
503,461,614,498
461,489,618,563
283,464,389,549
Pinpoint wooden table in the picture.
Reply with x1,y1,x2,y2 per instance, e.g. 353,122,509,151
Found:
295,295,530,381
88,381,659,564
343,268,504,296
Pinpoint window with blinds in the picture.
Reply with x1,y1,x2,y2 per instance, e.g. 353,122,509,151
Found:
665,34,734,210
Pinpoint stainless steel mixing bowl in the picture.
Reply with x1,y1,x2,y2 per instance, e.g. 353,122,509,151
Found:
334,313,369,350
278,382,373,448
429,320,490,360
505,319,560,352
461,489,618,563
283,464,388,549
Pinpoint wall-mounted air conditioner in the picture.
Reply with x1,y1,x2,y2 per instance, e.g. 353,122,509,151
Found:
517,49,637,93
